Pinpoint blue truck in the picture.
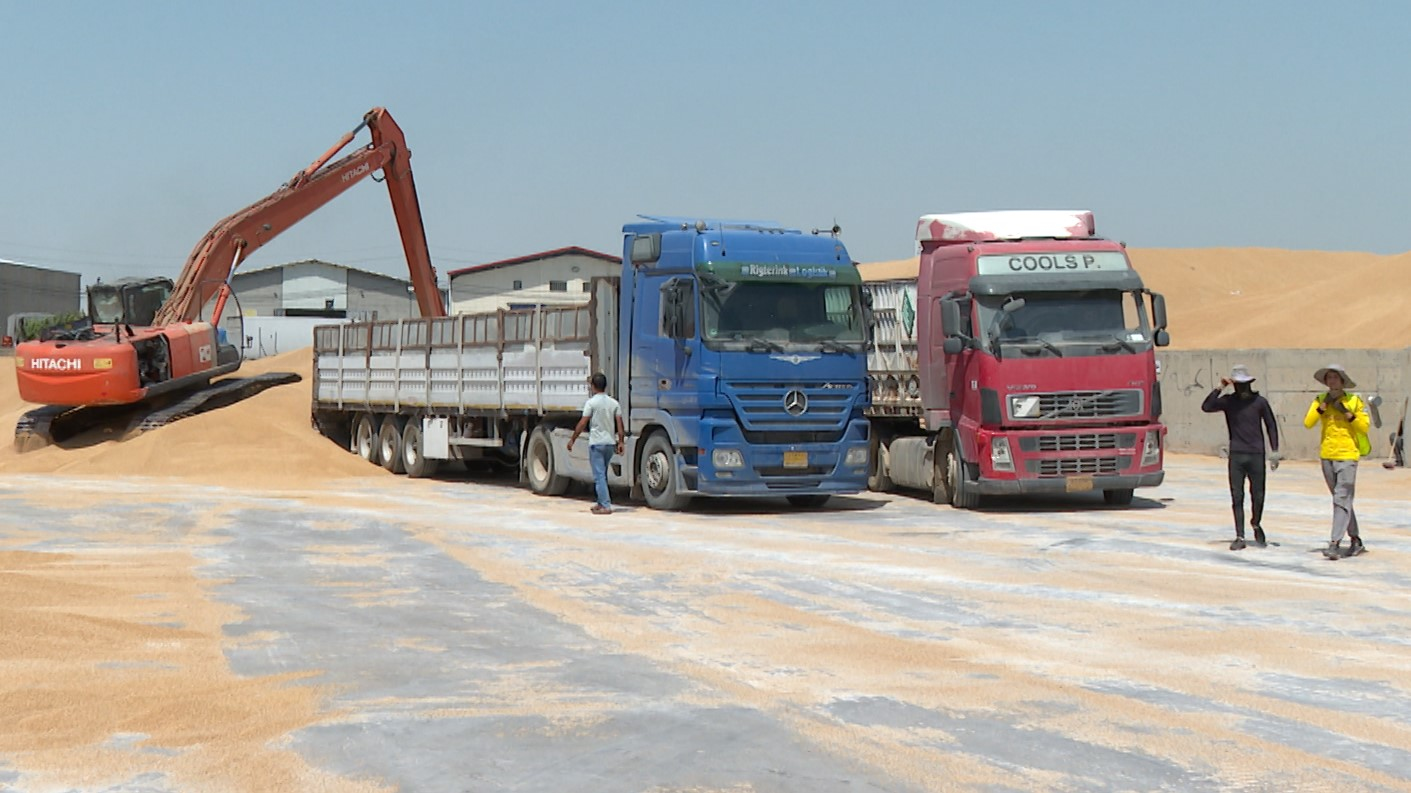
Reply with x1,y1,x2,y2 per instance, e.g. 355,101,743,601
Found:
310,216,872,509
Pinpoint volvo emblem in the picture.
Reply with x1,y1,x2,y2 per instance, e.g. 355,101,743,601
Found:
783,389,809,416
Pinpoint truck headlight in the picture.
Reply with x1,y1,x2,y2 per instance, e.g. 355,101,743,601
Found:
1141,431,1161,466
990,437,1014,472
1010,395,1041,419
844,446,869,467
712,449,745,469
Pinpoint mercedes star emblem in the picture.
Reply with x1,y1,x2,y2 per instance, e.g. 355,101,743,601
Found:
783,389,809,416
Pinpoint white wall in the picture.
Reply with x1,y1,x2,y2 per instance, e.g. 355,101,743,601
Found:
236,316,349,360
283,262,349,311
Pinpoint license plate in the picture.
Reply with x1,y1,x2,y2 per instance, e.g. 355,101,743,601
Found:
1066,476,1094,493
783,451,808,468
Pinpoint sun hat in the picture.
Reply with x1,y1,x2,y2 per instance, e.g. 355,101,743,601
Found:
1229,365,1255,383
1313,363,1356,389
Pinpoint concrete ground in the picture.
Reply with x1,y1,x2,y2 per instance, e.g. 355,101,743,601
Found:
1,456,1409,792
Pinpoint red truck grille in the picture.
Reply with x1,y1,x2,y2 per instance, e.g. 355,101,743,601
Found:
1022,433,1138,452
1028,457,1126,476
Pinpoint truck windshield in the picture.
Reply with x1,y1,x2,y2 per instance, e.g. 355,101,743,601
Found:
699,274,866,352
975,290,1151,357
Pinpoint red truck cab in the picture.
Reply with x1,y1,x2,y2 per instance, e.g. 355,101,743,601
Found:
866,210,1169,507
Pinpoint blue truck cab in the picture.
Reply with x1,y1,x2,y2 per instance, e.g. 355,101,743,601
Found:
617,217,872,508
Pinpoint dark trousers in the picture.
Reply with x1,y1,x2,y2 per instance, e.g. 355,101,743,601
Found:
1227,452,1265,535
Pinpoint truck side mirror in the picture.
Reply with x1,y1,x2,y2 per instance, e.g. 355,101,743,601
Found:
631,233,662,265
1150,292,1168,330
942,337,964,355
1153,329,1170,347
940,299,963,338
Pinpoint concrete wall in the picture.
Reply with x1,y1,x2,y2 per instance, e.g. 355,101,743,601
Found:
1157,348,1410,462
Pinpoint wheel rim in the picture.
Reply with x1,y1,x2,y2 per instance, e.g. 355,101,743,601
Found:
645,450,670,493
404,432,419,467
357,421,374,458
530,439,550,485
947,448,961,498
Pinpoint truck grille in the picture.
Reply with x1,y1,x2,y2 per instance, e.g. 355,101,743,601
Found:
1012,390,1143,420
1028,457,1127,477
742,429,845,444
1020,433,1137,452
723,381,856,432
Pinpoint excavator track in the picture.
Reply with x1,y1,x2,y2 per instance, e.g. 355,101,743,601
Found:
13,371,301,453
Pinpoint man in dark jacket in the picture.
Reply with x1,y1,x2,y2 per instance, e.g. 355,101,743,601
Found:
1202,364,1281,550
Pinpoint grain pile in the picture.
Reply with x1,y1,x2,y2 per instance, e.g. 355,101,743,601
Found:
0,348,382,487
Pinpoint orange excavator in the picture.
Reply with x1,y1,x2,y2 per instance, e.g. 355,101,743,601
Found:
14,107,444,450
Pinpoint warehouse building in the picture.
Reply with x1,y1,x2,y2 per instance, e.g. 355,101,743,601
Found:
0,260,82,348
226,259,440,321
447,247,618,314
217,259,445,359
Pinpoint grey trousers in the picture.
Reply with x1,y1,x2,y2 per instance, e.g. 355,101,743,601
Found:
1320,459,1360,542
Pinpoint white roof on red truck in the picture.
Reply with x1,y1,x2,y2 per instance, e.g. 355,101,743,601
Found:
916,210,1096,243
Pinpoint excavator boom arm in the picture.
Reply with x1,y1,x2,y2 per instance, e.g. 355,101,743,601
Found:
155,107,443,325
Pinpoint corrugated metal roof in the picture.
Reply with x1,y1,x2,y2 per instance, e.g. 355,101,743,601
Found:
234,259,413,285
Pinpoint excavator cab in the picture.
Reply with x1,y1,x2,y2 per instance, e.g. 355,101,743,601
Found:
88,277,175,326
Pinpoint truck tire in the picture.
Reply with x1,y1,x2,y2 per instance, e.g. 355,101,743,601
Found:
786,495,831,508
378,417,406,474
942,434,981,509
640,432,690,511
1103,488,1134,506
931,438,953,505
354,413,380,464
526,426,569,496
868,435,892,492
400,420,440,479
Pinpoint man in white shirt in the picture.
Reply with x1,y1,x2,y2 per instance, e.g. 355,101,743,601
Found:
567,372,626,514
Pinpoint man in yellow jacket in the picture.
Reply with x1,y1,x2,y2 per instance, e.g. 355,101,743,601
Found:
1303,364,1370,559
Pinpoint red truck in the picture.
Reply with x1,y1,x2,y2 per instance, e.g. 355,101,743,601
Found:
863,210,1169,508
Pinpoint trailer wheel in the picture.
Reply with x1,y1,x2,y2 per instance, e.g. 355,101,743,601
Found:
354,413,380,464
526,426,568,496
1102,488,1134,506
640,432,689,511
378,417,406,474
786,495,831,508
401,420,440,479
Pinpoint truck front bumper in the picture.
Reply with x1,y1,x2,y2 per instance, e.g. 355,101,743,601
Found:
970,471,1165,496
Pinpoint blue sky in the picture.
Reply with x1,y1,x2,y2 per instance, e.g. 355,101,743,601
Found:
2,1,1407,285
